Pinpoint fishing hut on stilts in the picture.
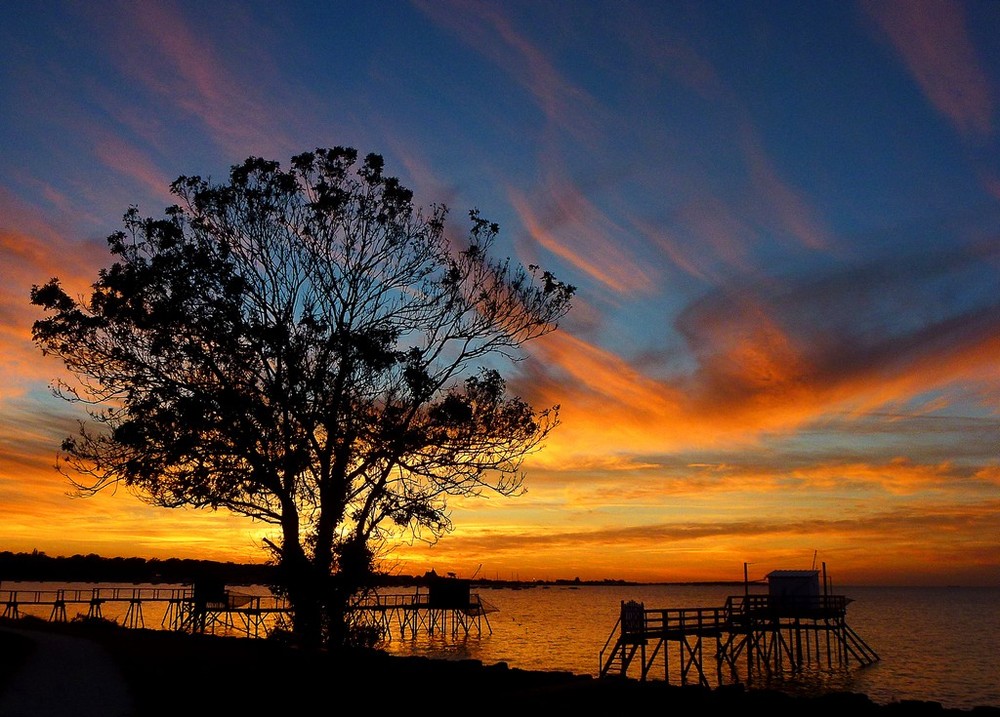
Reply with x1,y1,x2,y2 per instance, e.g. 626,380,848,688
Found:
599,563,878,688
349,575,497,641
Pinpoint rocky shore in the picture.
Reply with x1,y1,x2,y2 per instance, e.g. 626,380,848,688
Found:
3,618,999,717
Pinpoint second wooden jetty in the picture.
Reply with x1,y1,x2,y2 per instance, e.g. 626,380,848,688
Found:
599,565,879,687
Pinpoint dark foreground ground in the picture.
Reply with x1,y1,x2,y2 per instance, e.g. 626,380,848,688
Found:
3,617,999,717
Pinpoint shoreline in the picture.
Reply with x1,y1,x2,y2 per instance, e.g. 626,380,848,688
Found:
3,618,1000,716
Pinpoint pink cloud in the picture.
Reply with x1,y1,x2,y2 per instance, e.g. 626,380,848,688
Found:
92,137,176,206
98,0,300,160
862,0,994,137
413,0,605,143
982,171,1000,200
510,180,658,297
631,196,758,282
741,131,831,250
610,3,724,101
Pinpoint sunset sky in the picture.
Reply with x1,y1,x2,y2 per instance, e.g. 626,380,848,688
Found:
1,1,998,587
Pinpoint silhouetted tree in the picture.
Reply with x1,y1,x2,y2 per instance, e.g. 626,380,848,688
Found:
30,147,574,648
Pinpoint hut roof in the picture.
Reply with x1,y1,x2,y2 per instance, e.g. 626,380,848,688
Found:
766,570,819,578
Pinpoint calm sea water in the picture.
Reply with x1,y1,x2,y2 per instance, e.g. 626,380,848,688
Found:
377,584,1000,712
3,582,997,711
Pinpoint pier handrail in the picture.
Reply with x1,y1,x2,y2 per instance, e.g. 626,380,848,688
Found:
727,593,849,620
1,586,193,605
598,612,625,675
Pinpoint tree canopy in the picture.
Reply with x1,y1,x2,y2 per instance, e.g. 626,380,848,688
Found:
30,147,574,646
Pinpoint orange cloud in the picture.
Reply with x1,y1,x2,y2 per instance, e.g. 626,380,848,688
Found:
0,402,276,564
519,331,691,456
499,454,999,533
862,0,994,137
0,195,114,399
521,307,812,457
514,245,1000,461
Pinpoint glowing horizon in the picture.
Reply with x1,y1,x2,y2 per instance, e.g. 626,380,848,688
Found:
1,1,998,587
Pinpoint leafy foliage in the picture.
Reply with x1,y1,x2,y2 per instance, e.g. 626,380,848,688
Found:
31,147,574,646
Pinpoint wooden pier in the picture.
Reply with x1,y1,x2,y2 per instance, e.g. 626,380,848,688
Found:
2,585,192,630
0,579,497,642
599,568,879,687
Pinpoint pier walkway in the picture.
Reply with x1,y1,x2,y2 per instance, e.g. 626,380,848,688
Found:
1,582,497,641
2,585,190,629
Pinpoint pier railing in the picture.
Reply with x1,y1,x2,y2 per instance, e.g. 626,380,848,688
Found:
2,586,192,626
726,593,849,621
2,586,191,607
636,606,729,637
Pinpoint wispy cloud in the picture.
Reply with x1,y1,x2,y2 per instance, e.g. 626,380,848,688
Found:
631,197,758,282
96,0,301,160
92,136,177,207
678,232,1000,414
678,456,999,496
518,331,691,456
510,182,658,296
415,0,594,135
478,503,1000,547
740,130,832,251
413,0,606,143
612,2,725,101
861,0,994,137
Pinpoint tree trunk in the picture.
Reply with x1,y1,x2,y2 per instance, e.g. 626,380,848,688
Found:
278,514,324,649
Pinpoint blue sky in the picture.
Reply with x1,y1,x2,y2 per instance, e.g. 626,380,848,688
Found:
1,0,998,585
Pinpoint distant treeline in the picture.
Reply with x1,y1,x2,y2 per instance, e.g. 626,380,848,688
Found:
0,550,280,585
0,551,484,588
0,551,751,588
